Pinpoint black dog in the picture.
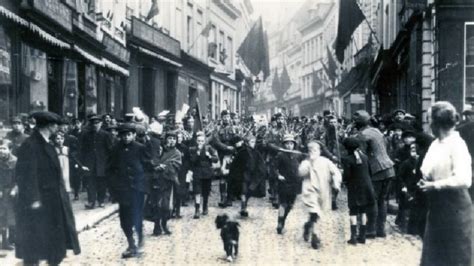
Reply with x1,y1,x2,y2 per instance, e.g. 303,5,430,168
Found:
215,214,239,262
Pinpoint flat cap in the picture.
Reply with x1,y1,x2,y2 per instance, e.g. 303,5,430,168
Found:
88,115,101,122
221,110,230,117
11,116,22,123
31,111,61,126
392,109,406,116
118,123,136,134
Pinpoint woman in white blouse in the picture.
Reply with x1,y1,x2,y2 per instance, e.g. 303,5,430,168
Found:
419,101,472,266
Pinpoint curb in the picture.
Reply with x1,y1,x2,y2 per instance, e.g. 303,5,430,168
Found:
76,204,119,233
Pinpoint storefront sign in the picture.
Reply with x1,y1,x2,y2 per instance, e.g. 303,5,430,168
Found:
406,0,426,9
31,0,72,32
131,17,181,58
103,34,130,64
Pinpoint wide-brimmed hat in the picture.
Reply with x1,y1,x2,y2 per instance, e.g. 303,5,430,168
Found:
282,133,296,144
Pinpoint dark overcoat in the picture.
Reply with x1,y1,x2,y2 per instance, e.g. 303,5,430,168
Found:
275,152,304,196
189,144,219,180
342,152,375,209
78,128,113,177
0,154,16,228
228,145,267,198
15,131,80,262
108,140,151,204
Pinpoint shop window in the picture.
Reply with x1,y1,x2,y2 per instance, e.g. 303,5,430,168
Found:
0,27,13,124
84,64,98,115
465,23,474,108
62,60,78,117
22,43,48,112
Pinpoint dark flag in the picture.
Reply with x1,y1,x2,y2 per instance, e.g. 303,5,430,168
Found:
271,70,282,100
146,0,160,21
326,46,337,82
195,97,203,131
263,31,270,80
311,69,323,96
279,66,292,97
237,17,270,80
335,0,365,63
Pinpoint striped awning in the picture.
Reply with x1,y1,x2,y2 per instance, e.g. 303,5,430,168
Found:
29,23,70,49
103,58,129,76
73,45,104,66
0,6,29,27
137,47,182,68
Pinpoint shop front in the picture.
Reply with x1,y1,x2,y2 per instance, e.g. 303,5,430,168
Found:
210,72,240,119
127,17,181,117
177,52,212,118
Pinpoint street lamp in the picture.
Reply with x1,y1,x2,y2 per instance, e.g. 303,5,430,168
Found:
253,76,261,94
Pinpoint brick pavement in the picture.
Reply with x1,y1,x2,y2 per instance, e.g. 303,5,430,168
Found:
54,181,422,265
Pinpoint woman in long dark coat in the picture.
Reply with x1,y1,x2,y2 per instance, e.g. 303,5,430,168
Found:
145,131,181,236
418,102,472,266
15,112,80,265
174,131,190,218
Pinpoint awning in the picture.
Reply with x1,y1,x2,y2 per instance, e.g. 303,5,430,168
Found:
103,58,129,77
137,46,182,67
0,6,29,27
73,45,104,66
29,23,70,49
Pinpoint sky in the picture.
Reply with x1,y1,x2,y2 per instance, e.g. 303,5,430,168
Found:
250,0,307,28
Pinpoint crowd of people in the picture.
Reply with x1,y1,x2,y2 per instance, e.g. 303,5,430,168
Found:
0,101,473,265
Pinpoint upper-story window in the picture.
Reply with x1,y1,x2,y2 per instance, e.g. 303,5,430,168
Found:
465,23,474,108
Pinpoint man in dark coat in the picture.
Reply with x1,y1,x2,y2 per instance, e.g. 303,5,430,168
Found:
78,115,113,209
15,111,80,265
108,123,151,258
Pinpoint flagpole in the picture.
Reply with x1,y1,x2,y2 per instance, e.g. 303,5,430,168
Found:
355,0,380,45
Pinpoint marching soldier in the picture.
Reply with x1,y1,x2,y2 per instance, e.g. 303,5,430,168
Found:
266,113,287,208
211,110,238,208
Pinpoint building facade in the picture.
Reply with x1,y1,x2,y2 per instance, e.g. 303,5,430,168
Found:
0,0,254,123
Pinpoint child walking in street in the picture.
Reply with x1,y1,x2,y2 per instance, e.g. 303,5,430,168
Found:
299,141,341,249
341,137,375,245
0,139,17,250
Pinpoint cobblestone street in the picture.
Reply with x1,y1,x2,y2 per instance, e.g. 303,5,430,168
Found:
57,182,422,265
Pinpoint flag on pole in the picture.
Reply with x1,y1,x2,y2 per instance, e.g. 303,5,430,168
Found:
195,97,203,131
311,69,323,96
201,22,213,38
146,0,160,21
335,0,365,63
279,66,292,98
237,17,270,80
326,46,337,82
271,70,282,100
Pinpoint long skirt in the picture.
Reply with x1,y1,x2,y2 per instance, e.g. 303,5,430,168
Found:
421,189,472,266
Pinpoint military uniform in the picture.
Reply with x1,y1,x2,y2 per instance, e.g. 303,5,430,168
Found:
266,125,286,207
211,122,238,207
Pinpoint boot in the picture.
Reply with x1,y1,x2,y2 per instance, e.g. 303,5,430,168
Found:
175,202,182,219
1,229,13,250
161,217,172,235
122,235,137,258
137,231,144,253
357,225,366,244
194,203,200,219
202,196,209,215
276,216,285,234
347,225,358,245
218,183,227,207
152,221,162,236
303,222,312,242
311,233,321,249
